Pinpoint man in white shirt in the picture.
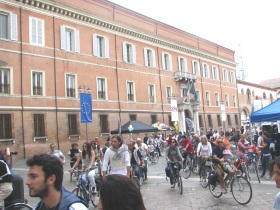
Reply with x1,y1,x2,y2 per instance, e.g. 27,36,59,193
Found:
102,136,131,177
47,143,66,165
135,137,148,180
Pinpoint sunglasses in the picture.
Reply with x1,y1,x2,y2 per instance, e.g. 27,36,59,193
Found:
171,141,176,143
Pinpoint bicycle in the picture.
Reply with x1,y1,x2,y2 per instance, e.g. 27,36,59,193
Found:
209,169,252,205
199,156,213,188
3,200,33,210
234,156,250,182
182,151,198,179
247,152,261,183
167,162,183,195
147,152,159,164
130,165,141,189
71,166,100,208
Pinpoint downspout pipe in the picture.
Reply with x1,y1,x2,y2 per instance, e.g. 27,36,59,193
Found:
199,59,207,132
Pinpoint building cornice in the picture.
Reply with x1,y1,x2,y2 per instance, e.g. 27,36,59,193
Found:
237,79,277,91
11,0,237,68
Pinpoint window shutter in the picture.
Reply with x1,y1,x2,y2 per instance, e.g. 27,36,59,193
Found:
152,50,156,68
169,54,172,71
144,48,148,66
10,13,17,41
132,44,136,64
74,29,80,53
60,25,66,50
161,53,165,70
178,57,181,71
93,34,97,56
122,42,127,62
104,36,109,58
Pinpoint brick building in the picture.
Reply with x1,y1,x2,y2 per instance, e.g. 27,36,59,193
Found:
0,0,239,158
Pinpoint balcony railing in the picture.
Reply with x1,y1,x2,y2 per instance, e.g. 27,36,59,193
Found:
0,83,10,94
174,71,196,81
128,94,134,101
149,96,155,103
33,86,43,96
98,91,106,99
67,88,75,97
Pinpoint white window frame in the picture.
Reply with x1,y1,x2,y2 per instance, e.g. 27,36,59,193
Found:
60,25,80,53
192,60,200,76
212,66,219,80
202,63,209,78
166,86,172,103
65,73,77,98
31,70,45,96
0,11,17,41
97,77,107,100
230,71,235,83
222,69,228,82
123,42,136,64
178,56,187,73
144,48,156,68
214,93,219,106
93,34,109,58
148,84,156,103
29,16,45,46
206,92,210,106
225,94,229,107
0,67,13,95
127,81,135,102
162,52,172,71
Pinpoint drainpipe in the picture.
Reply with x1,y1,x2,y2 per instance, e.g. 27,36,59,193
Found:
199,59,207,132
53,16,60,148
19,6,26,158
114,34,121,120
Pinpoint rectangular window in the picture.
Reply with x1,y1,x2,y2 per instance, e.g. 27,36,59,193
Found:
0,114,12,139
123,42,136,64
222,69,228,82
166,86,172,103
148,84,155,103
206,92,210,106
192,60,200,76
29,17,44,46
66,74,75,98
202,64,209,78
225,94,229,106
93,34,109,58
151,115,157,124
127,81,134,101
0,68,10,94
100,115,109,133
162,52,172,70
207,114,213,127
178,57,187,73
129,114,137,121
32,72,43,96
217,115,222,127
212,66,219,80
97,78,106,99
230,71,235,83
34,114,45,137
68,114,78,135
233,95,236,107
215,93,219,106
227,114,232,126
0,12,17,41
144,48,156,68
60,25,80,53
199,115,203,128
234,114,239,126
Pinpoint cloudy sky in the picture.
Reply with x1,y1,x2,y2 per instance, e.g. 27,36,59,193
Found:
109,0,280,84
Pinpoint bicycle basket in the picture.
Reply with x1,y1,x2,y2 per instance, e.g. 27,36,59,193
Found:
208,170,218,185
165,166,170,178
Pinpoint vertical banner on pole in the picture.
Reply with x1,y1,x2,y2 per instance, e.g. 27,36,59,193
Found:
221,104,226,121
80,93,92,123
171,99,178,122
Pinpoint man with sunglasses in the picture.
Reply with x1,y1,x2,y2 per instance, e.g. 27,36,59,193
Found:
212,137,229,194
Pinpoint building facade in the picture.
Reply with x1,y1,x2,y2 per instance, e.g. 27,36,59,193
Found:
0,0,239,157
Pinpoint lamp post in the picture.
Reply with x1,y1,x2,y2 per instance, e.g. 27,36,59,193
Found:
220,100,226,132
79,84,92,142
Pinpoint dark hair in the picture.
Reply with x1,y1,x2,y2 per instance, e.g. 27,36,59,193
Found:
71,143,78,149
262,131,269,137
181,135,187,139
99,174,146,210
225,131,230,137
82,142,92,159
112,135,123,146
26,154,63,191
270,156,280,177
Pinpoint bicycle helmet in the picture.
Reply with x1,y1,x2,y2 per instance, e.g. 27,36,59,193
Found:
223,149,231,155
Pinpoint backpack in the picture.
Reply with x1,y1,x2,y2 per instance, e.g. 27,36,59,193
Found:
208,170,217,185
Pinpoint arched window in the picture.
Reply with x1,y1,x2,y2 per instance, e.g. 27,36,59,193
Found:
263,92,266,99
246,89,251,104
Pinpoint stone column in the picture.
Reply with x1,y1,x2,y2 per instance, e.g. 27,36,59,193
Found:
191,104,199,134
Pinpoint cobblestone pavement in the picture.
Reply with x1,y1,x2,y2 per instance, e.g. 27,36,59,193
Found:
12,155,278,210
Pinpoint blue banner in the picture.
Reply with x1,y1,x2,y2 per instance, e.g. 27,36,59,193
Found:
80,93,92,123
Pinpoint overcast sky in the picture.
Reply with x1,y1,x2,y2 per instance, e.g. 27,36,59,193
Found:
109,0,280,84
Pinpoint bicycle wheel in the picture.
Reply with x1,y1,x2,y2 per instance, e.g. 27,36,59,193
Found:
254,161,260,183
200,166,208,188
5,203,33,210
231,176,252,205
72,185,88,203
249,161,260,183
209,182,222,198
182,160,192,179
132,177,141,189
241,162,250,182
178,174,183,195
192,159,198,174
153,153,159,163
88,186,98,207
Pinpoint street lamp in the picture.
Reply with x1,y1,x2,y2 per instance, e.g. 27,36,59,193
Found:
220,100,226,132
79,84,92,142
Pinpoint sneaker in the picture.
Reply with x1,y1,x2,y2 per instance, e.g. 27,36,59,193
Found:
171,183,175,188
91,187,97,194
222,187,227,194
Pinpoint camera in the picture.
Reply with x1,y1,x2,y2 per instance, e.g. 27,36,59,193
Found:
10,151,18,155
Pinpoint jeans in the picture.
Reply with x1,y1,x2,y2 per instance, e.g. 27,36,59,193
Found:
261,154,272,176
132,165,142,180
168,162,182,185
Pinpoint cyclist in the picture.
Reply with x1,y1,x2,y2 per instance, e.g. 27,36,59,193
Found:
166,139,183,188
180,135,193,163
212,137,229,194
127,140,145,184
27,154,88,209
67,143,82,182
237,134,253,166
70,142,97,193
196,135,212,177
102,136,130,178
0,160,13,208
135,138,149,180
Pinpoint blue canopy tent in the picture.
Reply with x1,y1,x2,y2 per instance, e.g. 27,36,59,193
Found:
250,99,280,123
